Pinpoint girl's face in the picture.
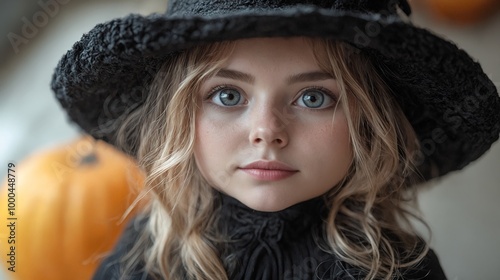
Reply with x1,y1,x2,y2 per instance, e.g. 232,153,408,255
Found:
194,37,352,211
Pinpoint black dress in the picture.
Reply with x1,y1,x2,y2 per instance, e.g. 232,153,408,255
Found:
93,193,448,279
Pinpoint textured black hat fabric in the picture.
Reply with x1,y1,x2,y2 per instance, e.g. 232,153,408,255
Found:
51,0,500,182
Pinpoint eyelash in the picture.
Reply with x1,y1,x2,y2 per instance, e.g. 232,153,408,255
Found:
298,86,338,103
204,84,338,108
205,84,237,100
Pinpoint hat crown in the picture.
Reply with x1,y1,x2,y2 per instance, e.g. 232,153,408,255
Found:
166,0,411,17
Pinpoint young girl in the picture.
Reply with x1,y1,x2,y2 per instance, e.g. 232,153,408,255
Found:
51,0,500,279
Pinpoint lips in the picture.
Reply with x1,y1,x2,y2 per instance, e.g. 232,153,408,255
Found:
239,160,298,181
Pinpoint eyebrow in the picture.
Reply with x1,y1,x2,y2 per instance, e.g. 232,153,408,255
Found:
214,69,334,84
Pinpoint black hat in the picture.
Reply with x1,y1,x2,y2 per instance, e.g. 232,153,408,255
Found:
51,0,500,182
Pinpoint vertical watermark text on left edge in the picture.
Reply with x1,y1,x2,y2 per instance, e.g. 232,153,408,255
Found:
5,162,17,273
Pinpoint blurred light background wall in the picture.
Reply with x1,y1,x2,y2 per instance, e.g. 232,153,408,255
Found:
0,0,499,279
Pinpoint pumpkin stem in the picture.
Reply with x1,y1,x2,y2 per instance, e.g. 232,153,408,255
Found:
80,153,98,165
78,135,99,166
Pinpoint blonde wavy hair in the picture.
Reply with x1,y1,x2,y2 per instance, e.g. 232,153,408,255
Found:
114,37,429,280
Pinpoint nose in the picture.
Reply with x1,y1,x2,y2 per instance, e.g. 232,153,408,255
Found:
248,105,289,148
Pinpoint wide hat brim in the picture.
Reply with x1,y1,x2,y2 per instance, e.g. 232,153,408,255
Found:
51,5,500,183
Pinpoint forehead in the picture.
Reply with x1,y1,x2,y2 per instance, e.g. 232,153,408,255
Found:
224,37,327,71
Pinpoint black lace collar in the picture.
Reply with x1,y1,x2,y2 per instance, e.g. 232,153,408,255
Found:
214,192,355,279
217,192,327,243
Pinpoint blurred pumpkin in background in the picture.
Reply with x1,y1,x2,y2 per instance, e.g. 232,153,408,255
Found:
0,135,146,280
419,0,500,25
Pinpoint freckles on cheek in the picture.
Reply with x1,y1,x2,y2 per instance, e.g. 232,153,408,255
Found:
198,118,226,141
195,124,216,159
315,119,352,156
199,108,244,139
196,108,219,138
194,119,218,179
196,117,235,158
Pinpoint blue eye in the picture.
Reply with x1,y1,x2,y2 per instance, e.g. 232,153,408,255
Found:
296,88,335,109
210,87,244,106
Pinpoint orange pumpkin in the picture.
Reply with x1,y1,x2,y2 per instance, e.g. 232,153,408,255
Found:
0,136,146,280
420,0,500,25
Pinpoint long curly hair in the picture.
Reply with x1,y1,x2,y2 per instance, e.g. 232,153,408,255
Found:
113,37,429,280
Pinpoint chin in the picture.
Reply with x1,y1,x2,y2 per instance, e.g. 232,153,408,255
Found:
240,191,295,212
248,202,290,212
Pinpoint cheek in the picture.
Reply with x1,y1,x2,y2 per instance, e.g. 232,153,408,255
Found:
193,114,240,183
195,114,238,152
194,128,217,185
194,118,220,167
304,117,352,172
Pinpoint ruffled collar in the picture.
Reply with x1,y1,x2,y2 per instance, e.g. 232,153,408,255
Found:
214,192,357,280
217,192,327,243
